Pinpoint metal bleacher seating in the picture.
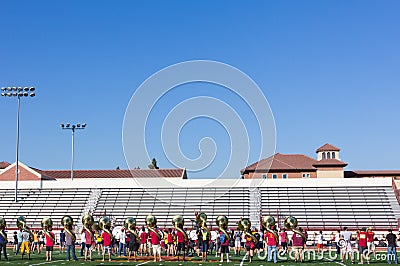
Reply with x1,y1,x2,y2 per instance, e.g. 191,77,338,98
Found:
0,188,91,230
260,186,400,230
94,187,250,229
1,178,399,233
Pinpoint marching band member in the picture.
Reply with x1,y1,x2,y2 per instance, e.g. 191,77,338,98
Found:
139,226,148,256
0,223,8,261
292,227,306,263
45,227,55,261
83,226,94,261
149,227,162,262
265,225,278,263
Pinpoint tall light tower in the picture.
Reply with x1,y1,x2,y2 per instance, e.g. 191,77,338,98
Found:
1,86,36,202
60,123,86,180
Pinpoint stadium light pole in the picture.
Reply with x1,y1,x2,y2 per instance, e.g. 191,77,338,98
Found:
60,123,86,180
1,86,36,202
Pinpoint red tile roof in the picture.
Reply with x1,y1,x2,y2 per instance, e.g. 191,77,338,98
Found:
313,159,348,167
316,143,340,152
0,161,10,169
37,168,186,179
241,153,318,173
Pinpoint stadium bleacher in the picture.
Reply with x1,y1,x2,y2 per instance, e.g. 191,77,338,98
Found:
0,177,399,237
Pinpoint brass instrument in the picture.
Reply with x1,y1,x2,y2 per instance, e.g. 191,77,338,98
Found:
92,222,101,232
284,216,306,240
16,216,34,240
145,214,162,240
99,216,113,239
261,215,279,242
82,214,95,240
172,215,188,241
215,215,230,241
0,217,7,240
195,212,211,238
61,215,76,242
124,217,140,243
41,217,55,242
237,218,258,244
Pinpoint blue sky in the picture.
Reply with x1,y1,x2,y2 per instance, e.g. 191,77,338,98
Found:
1,0,399,178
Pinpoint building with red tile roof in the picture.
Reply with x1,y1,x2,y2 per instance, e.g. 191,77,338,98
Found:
0,162,187,182
241,143,400,179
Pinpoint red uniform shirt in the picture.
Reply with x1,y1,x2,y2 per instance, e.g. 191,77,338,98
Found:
292,233,304,247
176,231,185,243
45,232,55,247
102,231,112,247
150,231,160,245
280,231,287,243
140,231,147,244
366,231,374,243
358,231,367,247
266,232,277,246
84,230,93,245
167,233,173,243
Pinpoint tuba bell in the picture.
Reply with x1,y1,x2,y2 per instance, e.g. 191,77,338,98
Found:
172,215,188,241
41,217,55,242
99,216,113,239
124,217,140,243
196,212,211,238
237,218,258,245
261,215,279,242
0,217,7,241
82,214,95,240
145,214,162,240
61,215,76,242
215,215,230,241
16,216,33,240
284,216,306,240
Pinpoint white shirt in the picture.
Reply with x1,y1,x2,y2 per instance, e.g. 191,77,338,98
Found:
335,233,341,243
81,232,86,244
317,234,324,244
119,232,126,244
342,231,352,241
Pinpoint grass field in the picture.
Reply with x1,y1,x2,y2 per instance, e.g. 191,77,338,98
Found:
1,248,398,266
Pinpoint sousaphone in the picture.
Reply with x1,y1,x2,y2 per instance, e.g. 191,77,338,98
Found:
284,216,306,240
215,215,230,241
41,217,55,242
172,215,188,241
61,215,76,242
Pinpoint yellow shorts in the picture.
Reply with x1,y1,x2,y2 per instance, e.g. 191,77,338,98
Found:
21,241,31,254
